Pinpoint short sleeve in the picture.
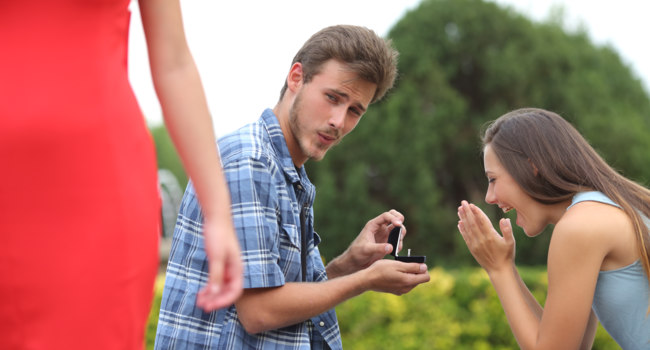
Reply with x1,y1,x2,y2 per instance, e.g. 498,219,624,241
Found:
224,156,288,289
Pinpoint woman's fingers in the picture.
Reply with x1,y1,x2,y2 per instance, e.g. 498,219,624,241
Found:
472,204,497,236
500,218,514,243
459,201,502,241
458,201,480,235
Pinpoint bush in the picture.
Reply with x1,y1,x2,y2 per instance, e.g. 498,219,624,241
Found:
145,276,165,350
336,267,619,349
145,267,620,349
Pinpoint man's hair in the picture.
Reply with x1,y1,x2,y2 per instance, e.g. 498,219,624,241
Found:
483,108,650,293
279,25,398,104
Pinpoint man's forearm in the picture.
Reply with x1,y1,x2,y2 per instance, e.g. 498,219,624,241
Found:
325,252,354,279
235,270,369,334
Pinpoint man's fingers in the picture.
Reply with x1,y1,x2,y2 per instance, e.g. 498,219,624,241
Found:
388,209,404,224
396,262,428,274
374,209,404,229
367,242,392,256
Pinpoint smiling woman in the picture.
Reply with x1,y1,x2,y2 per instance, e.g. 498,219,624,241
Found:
482,143,557,237
457,108,650,349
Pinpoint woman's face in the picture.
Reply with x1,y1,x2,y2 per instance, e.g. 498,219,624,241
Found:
483,144,548,237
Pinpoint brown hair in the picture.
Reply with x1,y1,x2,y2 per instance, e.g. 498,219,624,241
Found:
279,25,398,104
483,108,650,293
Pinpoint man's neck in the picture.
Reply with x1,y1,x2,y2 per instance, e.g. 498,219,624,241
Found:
273,102,307,168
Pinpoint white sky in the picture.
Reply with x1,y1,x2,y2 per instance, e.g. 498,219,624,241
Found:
128,0,650,136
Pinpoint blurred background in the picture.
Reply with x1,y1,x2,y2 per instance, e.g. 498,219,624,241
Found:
138,0,649,348
130,0,650,136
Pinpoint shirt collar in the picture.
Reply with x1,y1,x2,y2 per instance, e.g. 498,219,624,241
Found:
261,108,302,185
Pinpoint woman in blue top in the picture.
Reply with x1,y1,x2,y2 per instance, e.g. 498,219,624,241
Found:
457,108,650,349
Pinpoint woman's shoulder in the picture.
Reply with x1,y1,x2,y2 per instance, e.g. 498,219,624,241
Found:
558,199,630,237
553,199,636,268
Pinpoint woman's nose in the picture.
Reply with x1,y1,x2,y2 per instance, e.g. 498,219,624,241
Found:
485,187,496,204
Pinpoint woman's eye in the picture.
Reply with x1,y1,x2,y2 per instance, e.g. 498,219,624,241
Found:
488,178,495,184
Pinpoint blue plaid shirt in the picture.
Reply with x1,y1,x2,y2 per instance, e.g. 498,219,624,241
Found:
154,109,341,349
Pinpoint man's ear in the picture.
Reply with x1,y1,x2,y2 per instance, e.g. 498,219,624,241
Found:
528,158,539,176
286,62,304,93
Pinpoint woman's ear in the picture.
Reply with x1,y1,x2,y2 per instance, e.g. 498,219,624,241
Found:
528,158,539,176
286,62,304,93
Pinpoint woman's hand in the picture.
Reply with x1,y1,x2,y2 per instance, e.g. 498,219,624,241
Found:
457,200,515,274
196,217,243,311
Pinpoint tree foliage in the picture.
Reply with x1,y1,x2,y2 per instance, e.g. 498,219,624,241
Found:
150,124,187,188
307,0,650,266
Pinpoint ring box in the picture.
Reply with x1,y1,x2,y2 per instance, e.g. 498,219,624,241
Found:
388,226,426,263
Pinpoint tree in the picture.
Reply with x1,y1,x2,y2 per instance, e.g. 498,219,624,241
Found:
149,124,187,188
307,0,650,266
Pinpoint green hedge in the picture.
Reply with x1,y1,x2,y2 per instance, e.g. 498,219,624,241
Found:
145,276,164,349
145,267,620,349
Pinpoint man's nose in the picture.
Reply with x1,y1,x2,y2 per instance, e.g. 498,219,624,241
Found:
328,107,346,129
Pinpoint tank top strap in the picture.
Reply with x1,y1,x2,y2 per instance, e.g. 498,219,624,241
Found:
568,191,621,210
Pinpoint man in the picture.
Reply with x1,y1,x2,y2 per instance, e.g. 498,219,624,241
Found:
155,25,430,349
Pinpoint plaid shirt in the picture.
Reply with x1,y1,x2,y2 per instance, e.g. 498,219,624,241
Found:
154,109,341,349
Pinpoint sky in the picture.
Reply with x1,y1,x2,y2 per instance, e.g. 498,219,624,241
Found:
128,0,650,136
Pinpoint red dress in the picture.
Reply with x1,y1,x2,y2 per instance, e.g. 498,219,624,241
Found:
0,0,160,348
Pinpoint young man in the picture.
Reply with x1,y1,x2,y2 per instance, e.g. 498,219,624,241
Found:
155,25,430,349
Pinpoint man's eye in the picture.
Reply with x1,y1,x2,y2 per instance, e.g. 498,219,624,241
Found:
350,108,362,116
326,93,337,102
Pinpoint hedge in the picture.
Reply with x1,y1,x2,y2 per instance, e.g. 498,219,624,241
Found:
145,267,620,349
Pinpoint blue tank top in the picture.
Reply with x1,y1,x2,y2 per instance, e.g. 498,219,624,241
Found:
569,191,650,349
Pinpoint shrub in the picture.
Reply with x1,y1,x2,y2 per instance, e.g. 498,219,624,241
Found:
145,267,620,349
145,276,165,350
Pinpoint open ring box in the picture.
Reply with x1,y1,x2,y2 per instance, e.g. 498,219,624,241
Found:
388,226,426,263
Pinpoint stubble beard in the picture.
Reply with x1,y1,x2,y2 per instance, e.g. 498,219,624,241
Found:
289,91,334,162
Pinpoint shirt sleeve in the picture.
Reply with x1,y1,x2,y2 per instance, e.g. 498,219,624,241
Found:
224,156,288,289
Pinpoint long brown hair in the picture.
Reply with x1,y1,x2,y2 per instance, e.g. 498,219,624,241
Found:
483,108,650,290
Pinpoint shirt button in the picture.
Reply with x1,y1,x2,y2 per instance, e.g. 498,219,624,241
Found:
296,184,303,191
319,321,325,327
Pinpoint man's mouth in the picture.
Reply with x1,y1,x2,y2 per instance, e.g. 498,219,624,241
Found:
317,132,338,145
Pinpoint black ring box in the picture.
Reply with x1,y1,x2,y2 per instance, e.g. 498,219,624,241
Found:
388,226,426,263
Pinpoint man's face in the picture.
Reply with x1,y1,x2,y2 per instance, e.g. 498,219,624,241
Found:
287,60,377,165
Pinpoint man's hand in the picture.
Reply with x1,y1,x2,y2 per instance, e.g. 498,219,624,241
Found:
196,218,244,311
327,209,405,278
363,259,430,295
235,259,430,334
